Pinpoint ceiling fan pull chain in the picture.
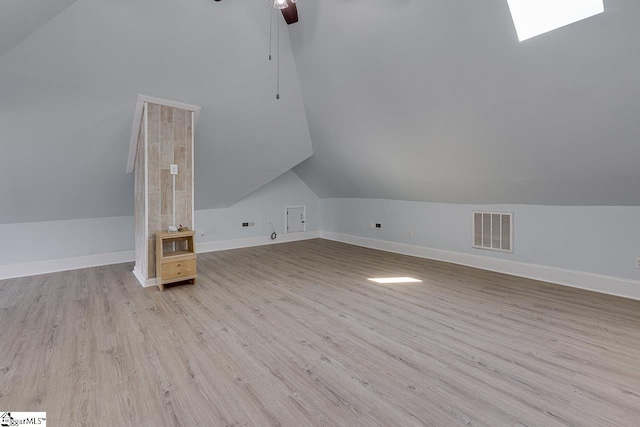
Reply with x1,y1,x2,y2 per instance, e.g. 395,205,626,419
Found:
276,13,280,100
269,6,273,61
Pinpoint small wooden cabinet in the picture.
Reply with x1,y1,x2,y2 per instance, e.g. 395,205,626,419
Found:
155,230,197,291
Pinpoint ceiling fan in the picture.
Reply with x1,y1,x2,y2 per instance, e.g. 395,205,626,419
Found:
213,0,298,24
271,0,299,25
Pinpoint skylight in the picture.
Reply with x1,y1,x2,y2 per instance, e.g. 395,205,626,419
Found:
368,277,423,284
507,0,604,42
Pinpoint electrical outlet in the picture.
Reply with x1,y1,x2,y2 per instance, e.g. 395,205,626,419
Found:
242,222,256,228
636,257,640,269
242,222,249,227
199,229,204,236
375,223,382,229
170,164,178,175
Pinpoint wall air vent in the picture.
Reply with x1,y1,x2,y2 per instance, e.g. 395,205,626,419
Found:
473,211,513,253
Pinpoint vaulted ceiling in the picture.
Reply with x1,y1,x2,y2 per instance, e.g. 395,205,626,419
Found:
1,0,639,226
0,0,78,57
291,0,640,205
0,0,311,223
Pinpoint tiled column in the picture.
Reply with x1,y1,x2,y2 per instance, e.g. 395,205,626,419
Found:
145,104,194,280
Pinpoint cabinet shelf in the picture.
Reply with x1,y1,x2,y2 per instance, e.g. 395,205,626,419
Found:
155,230,197,291
163,250,194,259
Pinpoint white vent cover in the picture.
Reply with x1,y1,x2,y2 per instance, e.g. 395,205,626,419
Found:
473,212,513,252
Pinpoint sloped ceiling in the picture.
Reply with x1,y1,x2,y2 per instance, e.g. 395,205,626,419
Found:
0,0,78,57
0,0,312,224
291,0,640,205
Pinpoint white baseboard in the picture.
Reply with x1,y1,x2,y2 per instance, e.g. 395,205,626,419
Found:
196,230,321,254
6,230,638,302
143,277,157,288
132,266,158,288
320,231,640,301
0,250,135,281
132,266,145,286
0,232,320,283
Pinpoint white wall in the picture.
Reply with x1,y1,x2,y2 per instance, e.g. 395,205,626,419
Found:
0,215,136,279
195,170,320,245
0,216,134,264
0,170,319,279
3,184,638,300
320,198,640,296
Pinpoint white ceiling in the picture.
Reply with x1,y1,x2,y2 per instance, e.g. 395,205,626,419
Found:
0,0,312,223
291,0,640,205
0,0,78,57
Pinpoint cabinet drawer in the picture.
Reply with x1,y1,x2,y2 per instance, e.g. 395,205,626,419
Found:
161,259,196,280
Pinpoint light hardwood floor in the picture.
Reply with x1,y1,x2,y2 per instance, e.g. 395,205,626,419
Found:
1,239,640,426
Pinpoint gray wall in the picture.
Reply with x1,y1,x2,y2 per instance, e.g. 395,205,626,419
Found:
0,215,134,265
0,170,318,268
196,170,319,244
3,183,638,295
320,198,640,281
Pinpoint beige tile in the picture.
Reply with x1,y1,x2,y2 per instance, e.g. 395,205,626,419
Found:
161,105,173,123
186,212,193,232
173,108,185,128
185,168,193,207
160,169,172,214
166,124,174,144
175,191,187,228
149,122,160,145
160,137,174,166
186,189,193,229
147,238,156,279
148,104,160,144
148,145,161,193
149,103,161,121
174,146,186,191
161,213,172,231
174,122,186,146
160,123,168,144
160,105,167,123
148,192,161,236
186,128,193,169
174,143,186,166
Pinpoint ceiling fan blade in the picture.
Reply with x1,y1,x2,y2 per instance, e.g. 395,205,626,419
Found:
280,1,298,25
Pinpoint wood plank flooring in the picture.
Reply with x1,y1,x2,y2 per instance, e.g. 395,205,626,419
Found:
1,238,640,426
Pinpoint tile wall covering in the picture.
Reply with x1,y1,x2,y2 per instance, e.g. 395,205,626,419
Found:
147,104,193,279
133,103,194,281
